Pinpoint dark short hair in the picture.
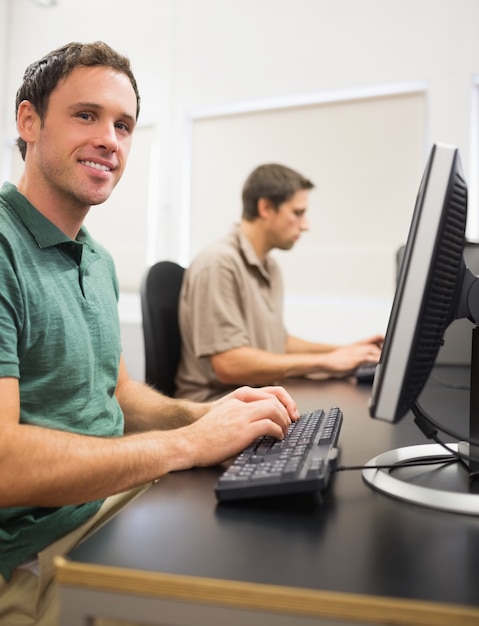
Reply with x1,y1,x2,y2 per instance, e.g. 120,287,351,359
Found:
15,41,140,160
242,163,314,220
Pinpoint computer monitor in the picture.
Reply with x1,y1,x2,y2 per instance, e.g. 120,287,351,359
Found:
363,142,479,515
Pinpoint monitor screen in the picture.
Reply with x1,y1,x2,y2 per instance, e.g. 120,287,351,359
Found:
363,142,479,515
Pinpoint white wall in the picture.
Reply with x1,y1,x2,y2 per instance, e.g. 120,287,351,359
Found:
1,0,479,377
0,0,11,182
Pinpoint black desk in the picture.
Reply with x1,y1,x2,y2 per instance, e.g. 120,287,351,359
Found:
56,367,479,625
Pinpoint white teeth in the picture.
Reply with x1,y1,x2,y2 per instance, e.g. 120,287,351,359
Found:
81,160,111,171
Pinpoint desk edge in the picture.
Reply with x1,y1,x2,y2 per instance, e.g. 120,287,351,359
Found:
55,556,479,626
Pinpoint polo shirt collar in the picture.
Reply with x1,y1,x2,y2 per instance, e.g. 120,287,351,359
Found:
234,224,271,283
1,181,92,264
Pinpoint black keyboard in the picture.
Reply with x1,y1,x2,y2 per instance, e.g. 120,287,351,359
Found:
215,407,343,502
354,362,377,384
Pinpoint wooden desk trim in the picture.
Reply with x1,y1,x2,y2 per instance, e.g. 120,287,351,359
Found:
55,557,479,626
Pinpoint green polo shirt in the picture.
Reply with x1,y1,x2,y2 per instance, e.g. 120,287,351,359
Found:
0,182,124,581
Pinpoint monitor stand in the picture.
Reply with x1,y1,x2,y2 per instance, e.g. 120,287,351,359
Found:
362,327,479,516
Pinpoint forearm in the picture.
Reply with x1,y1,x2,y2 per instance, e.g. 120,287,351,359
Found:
210,346,339,386
117,378,211,433
286,334,337,354
115,357,211,432
0,421,195,508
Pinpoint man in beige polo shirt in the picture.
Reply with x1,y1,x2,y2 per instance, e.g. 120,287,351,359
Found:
176,163,383,402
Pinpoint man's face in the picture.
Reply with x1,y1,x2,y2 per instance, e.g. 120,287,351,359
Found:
24,64,137,211
263,189,310,251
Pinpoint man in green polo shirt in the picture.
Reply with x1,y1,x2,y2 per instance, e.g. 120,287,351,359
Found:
0,42,299,625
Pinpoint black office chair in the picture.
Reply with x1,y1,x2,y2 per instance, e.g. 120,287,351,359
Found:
140,260,185,396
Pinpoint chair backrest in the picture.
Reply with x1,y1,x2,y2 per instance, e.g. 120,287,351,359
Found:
140,261,185,396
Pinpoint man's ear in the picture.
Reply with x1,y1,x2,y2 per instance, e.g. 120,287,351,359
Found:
16,101,40,144
257,197,274,218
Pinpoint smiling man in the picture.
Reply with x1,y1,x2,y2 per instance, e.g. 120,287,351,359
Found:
16,65,135,234
176,163,383,402
0,42,299,626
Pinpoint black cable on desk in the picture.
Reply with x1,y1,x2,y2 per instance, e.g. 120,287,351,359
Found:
336,397,479,482
334,455,459,474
